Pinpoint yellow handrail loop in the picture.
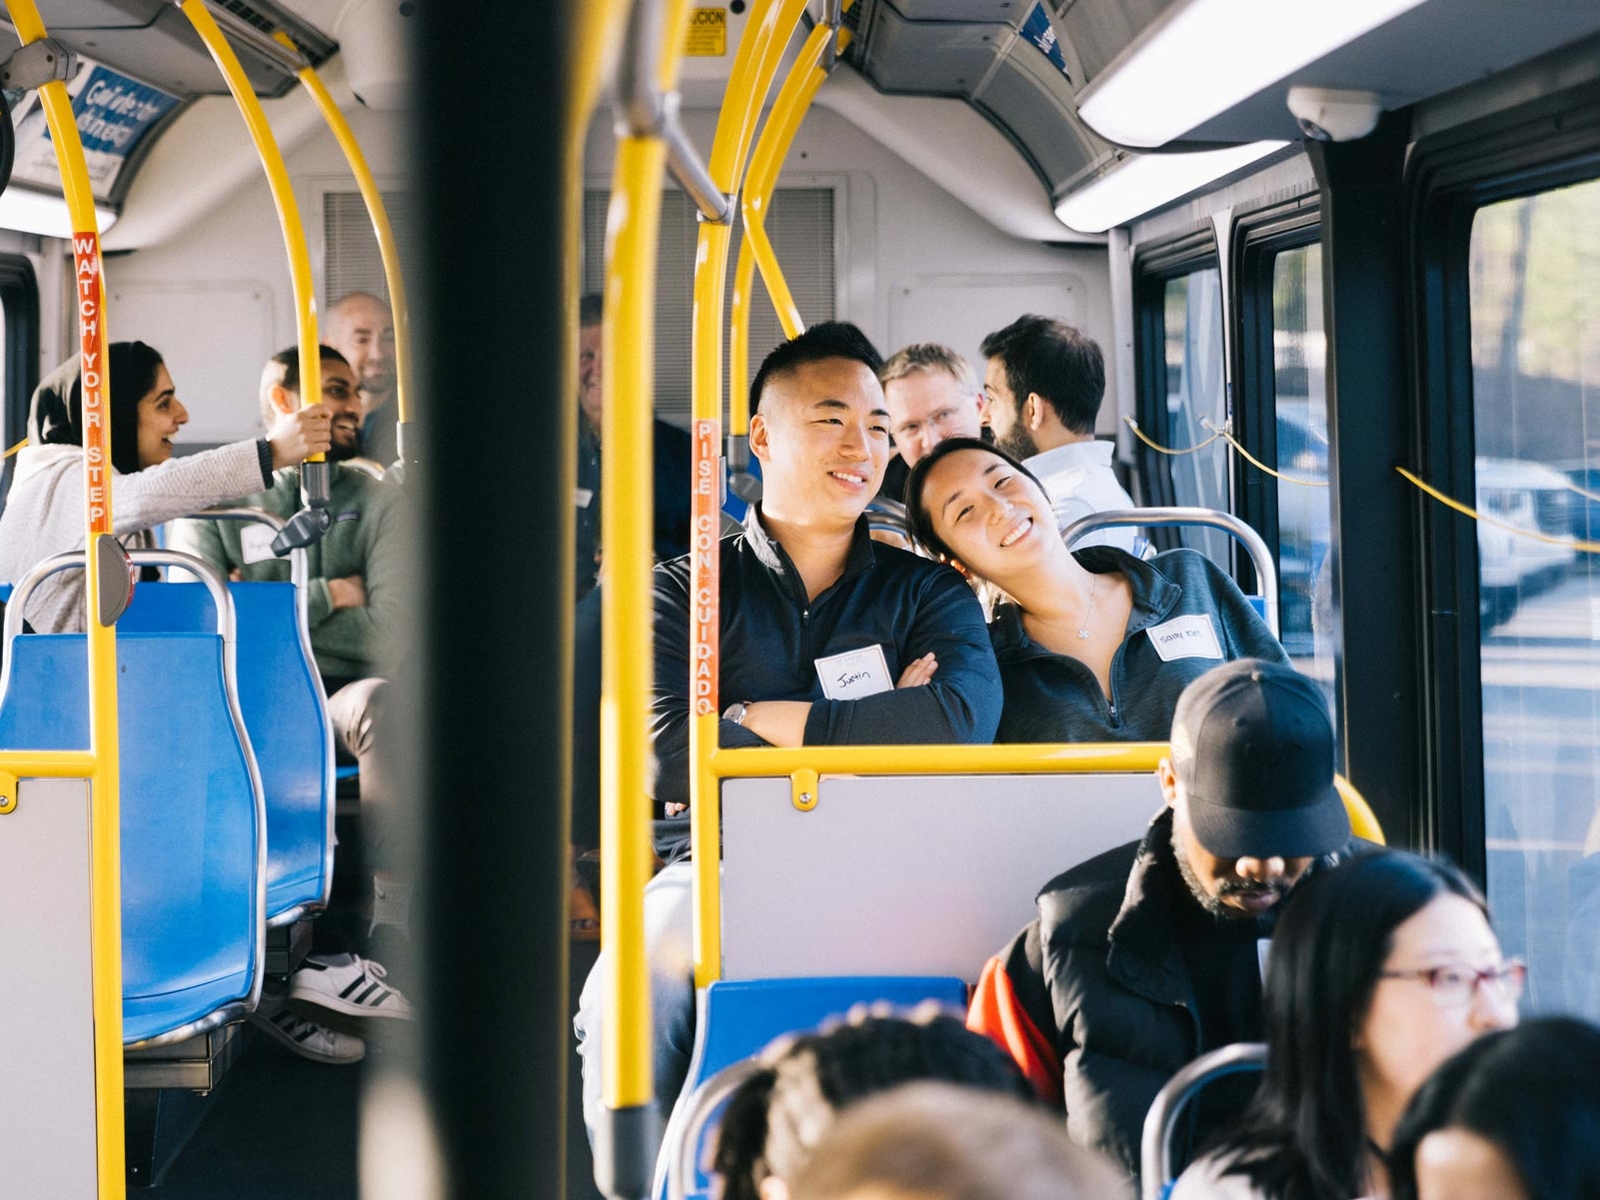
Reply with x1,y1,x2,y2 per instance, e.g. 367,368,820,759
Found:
178,0,332,550
4,2,125,1193
689,0,815,993
728,19,837,436
274,31,415,461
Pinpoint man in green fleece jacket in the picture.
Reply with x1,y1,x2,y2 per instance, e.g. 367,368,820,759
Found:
170,343,409,1066
171,344,398,684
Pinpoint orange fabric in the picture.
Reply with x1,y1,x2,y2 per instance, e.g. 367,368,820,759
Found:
967,955,1063,1105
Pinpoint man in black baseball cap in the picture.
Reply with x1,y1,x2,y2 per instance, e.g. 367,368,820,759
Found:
1164,657,1351,920
968,659,1357,1182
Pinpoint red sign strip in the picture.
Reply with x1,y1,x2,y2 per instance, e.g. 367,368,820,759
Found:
72,231,110,535
691,419,721,717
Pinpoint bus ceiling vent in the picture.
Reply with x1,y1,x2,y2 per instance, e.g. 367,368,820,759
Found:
0,38,78,92
612,0,734,225
1285,87,1382,143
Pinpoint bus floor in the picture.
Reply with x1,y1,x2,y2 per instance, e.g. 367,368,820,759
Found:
143,1029,359,1197
139,938,609,1195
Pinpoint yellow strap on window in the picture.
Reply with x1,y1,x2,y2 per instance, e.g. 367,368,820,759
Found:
1397,466,1600,555
1123,414,1221,456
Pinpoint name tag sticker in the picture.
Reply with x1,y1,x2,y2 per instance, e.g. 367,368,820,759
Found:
575,487,595,509
816,644,893,701
240,523,276,565
1147,614,1223,662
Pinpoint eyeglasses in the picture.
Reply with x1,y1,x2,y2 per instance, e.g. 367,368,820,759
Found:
1378,959,1527,1007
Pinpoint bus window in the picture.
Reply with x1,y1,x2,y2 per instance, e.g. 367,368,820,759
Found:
1270,243,1333,685
1162,266,1229,562
1468,177,1600,1019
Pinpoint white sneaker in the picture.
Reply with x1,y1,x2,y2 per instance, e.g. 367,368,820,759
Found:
288,953,414,1025
251,1000,365,1065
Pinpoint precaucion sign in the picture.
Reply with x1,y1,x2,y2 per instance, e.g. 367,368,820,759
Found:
686,7,727,57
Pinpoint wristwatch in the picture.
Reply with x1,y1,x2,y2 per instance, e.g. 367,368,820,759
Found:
723,700,752,726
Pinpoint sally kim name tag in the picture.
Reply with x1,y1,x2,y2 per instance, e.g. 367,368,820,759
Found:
1147,614,1223,662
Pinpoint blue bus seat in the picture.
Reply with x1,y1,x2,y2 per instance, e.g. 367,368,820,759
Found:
0,632,262,1046
121,581,334,925
1248,595,1266,620
696,975,968,1082
660,975,968,1200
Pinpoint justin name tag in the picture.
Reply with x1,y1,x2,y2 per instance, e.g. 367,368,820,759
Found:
815,644,893,701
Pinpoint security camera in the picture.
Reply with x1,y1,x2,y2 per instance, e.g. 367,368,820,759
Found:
1286,87,1383,142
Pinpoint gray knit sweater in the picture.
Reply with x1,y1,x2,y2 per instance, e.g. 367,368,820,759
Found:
0,441,270,633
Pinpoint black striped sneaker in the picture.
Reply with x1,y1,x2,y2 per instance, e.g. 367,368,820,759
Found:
287,954,414,1027
251,999,365,1064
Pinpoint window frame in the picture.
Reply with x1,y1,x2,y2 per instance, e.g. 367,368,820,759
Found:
1229,196,1322,571
0,254,39,510
1408,79,1600,880
1132,226,1223,551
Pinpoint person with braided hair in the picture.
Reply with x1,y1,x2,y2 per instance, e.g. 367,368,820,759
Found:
708,1004,1036,1200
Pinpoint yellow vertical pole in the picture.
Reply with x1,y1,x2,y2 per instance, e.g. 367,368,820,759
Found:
598,5,693,1191
278,39,414,444
728,21,832,438
179,0,322,438
688,0,811,992
3,3,125,1194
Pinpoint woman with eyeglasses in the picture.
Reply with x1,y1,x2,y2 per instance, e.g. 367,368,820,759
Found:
1170,850,1522,1200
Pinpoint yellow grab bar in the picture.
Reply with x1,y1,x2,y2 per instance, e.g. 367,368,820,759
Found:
710,741,1384,837
729,21,833,432
600,0,698,1148
700,0,810,445
711,742,1171,778
692,1,832,987
5,2,126,1191
180,0,322,443
277,35,411,441
1334,775,1385,845
741,22,830,340
601,132,664,1121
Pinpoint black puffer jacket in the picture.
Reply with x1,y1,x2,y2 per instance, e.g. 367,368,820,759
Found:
969,808,1356,1179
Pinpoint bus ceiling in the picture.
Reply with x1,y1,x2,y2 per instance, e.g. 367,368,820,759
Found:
0,0,410,246
834,0,1600,231
2,0,336,100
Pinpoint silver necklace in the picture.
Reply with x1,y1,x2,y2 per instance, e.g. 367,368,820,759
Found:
1077,572,1099,639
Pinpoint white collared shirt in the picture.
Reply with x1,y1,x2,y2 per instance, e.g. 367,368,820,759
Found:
1024,439,1139,552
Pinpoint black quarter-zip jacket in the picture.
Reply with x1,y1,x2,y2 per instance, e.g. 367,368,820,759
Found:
649,505,1001,858
989,546,1288,743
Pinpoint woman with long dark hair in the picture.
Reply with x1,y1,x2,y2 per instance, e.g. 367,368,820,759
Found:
1170,851,1522,1200
1388,1017,1600,1200
905,437,1285,742
0,341,329,632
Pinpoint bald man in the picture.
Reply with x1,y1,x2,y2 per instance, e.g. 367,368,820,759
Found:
326,291,398,465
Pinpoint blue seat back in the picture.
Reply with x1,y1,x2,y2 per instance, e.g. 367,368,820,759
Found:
697,975,968,1081
666,976,969,1200
0,633,261,1045
121,581,333,923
